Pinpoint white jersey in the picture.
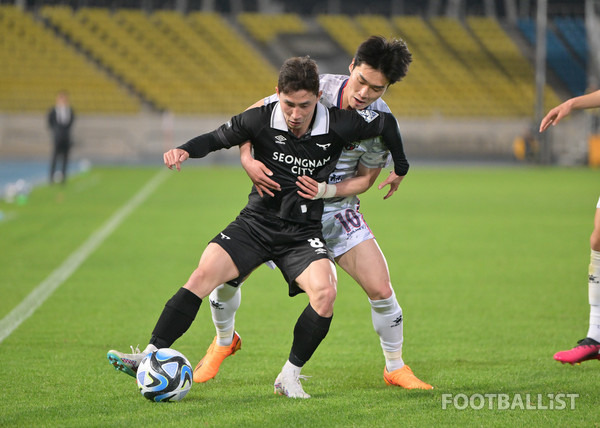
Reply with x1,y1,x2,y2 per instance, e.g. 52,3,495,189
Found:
265,74,392,214
264,74,396,257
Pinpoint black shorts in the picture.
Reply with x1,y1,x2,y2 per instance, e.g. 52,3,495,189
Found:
210,208,333,296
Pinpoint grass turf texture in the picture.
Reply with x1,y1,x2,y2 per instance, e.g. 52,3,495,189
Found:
0,165,598,427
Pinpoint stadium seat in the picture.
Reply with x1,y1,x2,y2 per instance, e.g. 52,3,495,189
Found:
0,5,139,113
518,18,586,97
238,12,307,43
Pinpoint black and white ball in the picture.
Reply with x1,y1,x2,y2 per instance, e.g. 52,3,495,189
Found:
136,348,193,402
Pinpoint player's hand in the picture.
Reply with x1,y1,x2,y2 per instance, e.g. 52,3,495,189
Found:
377,171,405,200
242,158,280,197
296,175,318,199
539,102,572,132
163,148,189,171
296,176,336,200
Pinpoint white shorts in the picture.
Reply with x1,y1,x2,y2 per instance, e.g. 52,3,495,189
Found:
321,206,374,258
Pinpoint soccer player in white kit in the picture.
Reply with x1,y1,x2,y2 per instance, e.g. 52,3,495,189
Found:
540,89,600,364
194,36,433,390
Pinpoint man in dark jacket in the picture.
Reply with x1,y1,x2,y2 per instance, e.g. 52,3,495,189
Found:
48,91,75,184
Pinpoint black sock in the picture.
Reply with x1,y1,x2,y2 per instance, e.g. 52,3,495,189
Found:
149,287,202,349
289,304,332,367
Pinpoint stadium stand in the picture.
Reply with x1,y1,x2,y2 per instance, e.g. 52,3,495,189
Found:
430,16,528,116
316,14,562,117
0,5,139,113
237,12,307,43
353,14,441,116
40,7,277,114
393,15,490,116
554,17,587,65
315,14,367,57
0,5,580,117
518,18,586,97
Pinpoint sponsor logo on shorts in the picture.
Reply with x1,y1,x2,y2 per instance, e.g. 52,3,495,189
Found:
308,237,328,255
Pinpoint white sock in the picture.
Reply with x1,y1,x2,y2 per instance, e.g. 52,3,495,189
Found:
282,360,302,377
587,250,600,342
142,343,157,355
369,292,404,372
209,283,242,346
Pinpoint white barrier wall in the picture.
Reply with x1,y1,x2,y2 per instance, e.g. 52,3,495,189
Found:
0,112,590,164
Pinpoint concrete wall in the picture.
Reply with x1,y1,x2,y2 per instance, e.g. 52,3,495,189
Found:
0,112,591,165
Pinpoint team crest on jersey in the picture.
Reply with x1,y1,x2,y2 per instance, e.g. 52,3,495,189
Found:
274,135,287,145
356,109,379,123
316,143,331,151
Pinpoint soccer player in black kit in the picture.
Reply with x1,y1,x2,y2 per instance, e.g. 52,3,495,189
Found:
107,56,409,399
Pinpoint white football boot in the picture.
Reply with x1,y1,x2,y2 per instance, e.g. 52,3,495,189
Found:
107,345,156,377
274,371,311,399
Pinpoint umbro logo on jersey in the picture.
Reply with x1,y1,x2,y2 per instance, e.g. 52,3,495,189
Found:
275,135,287,144
314,248,328,255
220,233,231,240
316,143,331,151
356,109,379,123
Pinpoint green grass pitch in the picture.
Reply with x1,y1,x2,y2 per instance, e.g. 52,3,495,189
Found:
0,164,598,427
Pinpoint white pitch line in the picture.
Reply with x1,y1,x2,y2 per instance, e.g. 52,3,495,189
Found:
0,168,169,344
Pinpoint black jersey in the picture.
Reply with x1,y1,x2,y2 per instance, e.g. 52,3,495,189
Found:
178,101,408,224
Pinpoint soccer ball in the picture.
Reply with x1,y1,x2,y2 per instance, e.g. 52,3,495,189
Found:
136,348,193,402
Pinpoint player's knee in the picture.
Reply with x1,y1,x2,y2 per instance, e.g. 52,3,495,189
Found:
321,284,337,305
364,281,394,300
591,229,600,252
212,283,240,301
310,284,337,316
185,267,220,297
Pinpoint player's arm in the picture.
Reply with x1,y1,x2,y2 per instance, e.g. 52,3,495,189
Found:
238,98,281,197
377,170,404,200
348,111,409,178
540,90,600,132
296,163,381,200
163,148,189,171
166,111,254,170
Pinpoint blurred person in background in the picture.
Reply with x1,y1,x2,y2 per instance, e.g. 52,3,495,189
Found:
47,90,75,184
540,89,600,364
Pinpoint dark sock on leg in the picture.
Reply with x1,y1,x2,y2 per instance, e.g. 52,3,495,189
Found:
289,304,332,367
150,287,202,348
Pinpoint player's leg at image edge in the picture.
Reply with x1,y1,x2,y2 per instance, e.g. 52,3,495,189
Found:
554,250,600,365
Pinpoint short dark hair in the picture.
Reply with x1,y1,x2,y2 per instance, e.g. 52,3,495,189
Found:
353,36,412,84
277,56,320,96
